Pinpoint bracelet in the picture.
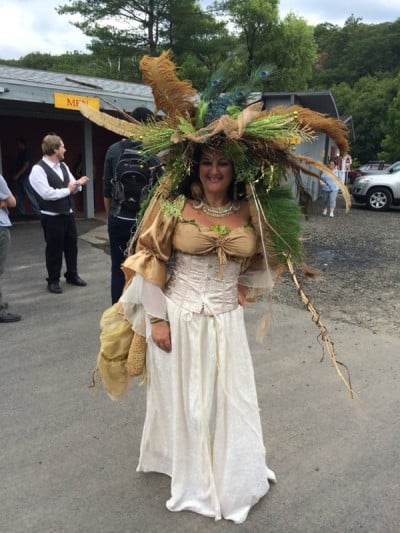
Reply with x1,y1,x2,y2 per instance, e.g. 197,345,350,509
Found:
149,315,166,324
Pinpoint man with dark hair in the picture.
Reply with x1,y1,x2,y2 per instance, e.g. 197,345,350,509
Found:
12,137,40,217
103,106,157,303
29,133,90,294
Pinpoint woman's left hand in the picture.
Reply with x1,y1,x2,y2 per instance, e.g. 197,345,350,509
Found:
151,321,172,352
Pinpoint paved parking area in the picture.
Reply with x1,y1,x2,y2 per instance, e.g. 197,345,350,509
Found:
1,217,399,532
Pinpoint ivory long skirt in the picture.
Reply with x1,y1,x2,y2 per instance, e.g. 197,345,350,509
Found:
137,298,276,524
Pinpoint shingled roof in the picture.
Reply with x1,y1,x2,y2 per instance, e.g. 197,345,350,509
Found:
0,64,153,111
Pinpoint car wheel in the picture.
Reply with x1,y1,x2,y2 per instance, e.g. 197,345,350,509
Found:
366,187,393,211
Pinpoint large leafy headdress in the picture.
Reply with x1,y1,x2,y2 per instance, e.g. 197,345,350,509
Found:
79,50,355,397
79,50,350,263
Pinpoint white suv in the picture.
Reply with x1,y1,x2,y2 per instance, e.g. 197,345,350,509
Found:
352,161,400,210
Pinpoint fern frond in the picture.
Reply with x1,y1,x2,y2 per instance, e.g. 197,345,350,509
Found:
256,185,303,263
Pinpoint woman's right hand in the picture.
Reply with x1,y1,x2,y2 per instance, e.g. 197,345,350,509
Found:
151,321,172,352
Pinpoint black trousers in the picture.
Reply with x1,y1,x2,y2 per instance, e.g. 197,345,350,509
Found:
107,215,136,304
40,214,78,283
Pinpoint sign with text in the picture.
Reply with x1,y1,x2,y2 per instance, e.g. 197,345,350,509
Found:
54,93,99,111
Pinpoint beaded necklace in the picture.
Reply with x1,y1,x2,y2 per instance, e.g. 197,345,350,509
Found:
193,200,240,218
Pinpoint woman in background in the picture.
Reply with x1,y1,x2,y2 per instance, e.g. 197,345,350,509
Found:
320,159,344,217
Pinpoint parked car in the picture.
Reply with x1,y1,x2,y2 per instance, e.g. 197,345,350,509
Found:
352,161,400,210
347,168,362,183
348,160,399,184
358,160,391,175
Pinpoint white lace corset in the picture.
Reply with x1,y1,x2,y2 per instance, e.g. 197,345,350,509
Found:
164,252,241,315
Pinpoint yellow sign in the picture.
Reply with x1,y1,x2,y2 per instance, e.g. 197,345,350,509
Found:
54,93,100,111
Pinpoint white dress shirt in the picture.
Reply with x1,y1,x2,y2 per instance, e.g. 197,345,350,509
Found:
29,157,81,215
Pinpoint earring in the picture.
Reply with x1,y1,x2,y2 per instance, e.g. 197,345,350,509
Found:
233,180,238,201
191,181,203,200
232,179,241,211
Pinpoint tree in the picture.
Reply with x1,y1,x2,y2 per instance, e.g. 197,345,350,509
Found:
215,0,279,75
2,53,59,71
333,74,399,162
0,50,136,80
269,14,317,91
379,86,400,162
57,0,230,82
312,17,400,89
57,0,168,57
162,0,236,88
212,1,316,92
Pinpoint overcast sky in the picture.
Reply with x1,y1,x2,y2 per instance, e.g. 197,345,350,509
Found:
0,0,399,60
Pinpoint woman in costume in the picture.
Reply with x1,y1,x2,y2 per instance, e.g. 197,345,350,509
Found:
121,143,276,523
81,51,354,523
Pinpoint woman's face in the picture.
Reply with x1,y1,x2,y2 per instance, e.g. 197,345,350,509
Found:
198,149,233,198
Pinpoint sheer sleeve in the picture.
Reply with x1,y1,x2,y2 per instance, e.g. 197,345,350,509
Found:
120,274,168,341
239,236,275,298
238,250,274,342
142,278,168,319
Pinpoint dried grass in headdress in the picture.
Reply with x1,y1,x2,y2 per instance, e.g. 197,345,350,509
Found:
268,105,350,155
286,256,357,399
78,102,148,139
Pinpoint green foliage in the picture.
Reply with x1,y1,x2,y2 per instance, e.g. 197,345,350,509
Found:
270,14,317,91
2,52,58,70
57,0,162,56
255,185,303,263
312,17,400,88
379,87,400,161
333,74,399,162
212,2,317,92
312,16,400,162
57,0,230,77
0,51,111,78
215,0,279,75
164,1,232,62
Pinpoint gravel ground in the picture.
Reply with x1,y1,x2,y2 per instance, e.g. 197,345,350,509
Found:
272,195,400,336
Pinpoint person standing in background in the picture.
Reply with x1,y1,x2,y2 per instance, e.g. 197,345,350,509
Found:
320,160,344,218
12,137,40,217
29,133,90,294
103,107,157,304
0,174,22,323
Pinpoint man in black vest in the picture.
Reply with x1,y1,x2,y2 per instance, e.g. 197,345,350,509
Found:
29,133,90,294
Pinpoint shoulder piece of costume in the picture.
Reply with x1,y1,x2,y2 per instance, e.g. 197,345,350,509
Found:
80,50,356,398
122,192,184,289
